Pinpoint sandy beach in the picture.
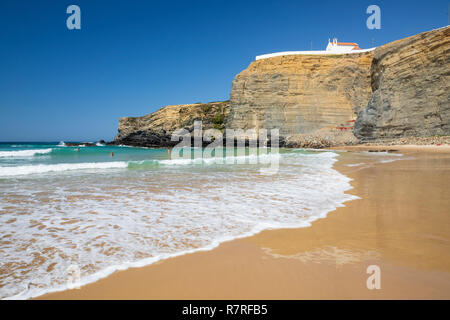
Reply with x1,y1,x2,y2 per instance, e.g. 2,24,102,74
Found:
39,147,450,300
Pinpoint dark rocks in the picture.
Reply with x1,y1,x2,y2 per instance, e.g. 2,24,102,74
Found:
65,140,107,147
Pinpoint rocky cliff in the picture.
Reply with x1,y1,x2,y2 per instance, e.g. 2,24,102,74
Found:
354,26,450,140
113,27,449,148
114,101,230,147
227,52,374,138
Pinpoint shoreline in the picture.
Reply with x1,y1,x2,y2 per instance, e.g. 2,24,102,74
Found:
38,146,450,299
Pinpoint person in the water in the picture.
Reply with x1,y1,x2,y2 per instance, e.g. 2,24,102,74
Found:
110,152,114,157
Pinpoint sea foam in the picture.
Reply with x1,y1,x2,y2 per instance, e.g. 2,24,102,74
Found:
0,161,128,176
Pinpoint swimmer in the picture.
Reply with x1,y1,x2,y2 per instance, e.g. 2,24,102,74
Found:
110,152,114,157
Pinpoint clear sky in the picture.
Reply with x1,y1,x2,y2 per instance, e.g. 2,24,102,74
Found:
0,0,448,141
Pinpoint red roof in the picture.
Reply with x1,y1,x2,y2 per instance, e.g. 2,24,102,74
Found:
337,42,359,46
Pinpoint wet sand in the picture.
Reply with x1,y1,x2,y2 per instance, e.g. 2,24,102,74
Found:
40,148,450,299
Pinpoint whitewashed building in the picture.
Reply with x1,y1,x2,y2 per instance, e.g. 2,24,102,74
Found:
325,38,362,53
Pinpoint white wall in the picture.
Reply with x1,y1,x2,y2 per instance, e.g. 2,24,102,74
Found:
255,48,376,61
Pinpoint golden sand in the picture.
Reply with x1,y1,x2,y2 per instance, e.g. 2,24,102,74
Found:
39,147,450,299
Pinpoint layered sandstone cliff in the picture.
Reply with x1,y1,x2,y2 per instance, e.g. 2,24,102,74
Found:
354,26,450,140
114,101,230,147
227,52,374,138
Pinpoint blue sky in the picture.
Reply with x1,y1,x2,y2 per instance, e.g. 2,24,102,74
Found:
0,0,448,141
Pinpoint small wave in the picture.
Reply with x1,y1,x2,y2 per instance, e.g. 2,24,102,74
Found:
70,151,327,171
58,141,66,147
126,153,283,169
0,161,128,177
345,163,365,167
380,159,398,163
163,152,282,166
0,149,53,158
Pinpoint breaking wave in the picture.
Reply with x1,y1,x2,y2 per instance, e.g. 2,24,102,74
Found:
0,149,53,158
0,161,128,176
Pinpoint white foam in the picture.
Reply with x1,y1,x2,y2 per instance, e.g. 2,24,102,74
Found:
0,161,128,176
380,159,397,163
0,149,52,158
345,163,365,167
363,151,403,157
256,48,376,60
159,152,281,166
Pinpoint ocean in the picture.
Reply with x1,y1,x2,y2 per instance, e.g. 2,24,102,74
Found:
0,142,402,299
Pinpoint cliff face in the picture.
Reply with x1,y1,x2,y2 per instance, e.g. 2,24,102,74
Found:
354,26,450,140
114,101,230,147
228,52,373,137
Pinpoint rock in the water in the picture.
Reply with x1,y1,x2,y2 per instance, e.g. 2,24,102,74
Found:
65,142,96,147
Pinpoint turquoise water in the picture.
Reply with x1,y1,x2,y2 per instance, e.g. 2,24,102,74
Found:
0,141,365,299
0,142,170,166
0,142,297,174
